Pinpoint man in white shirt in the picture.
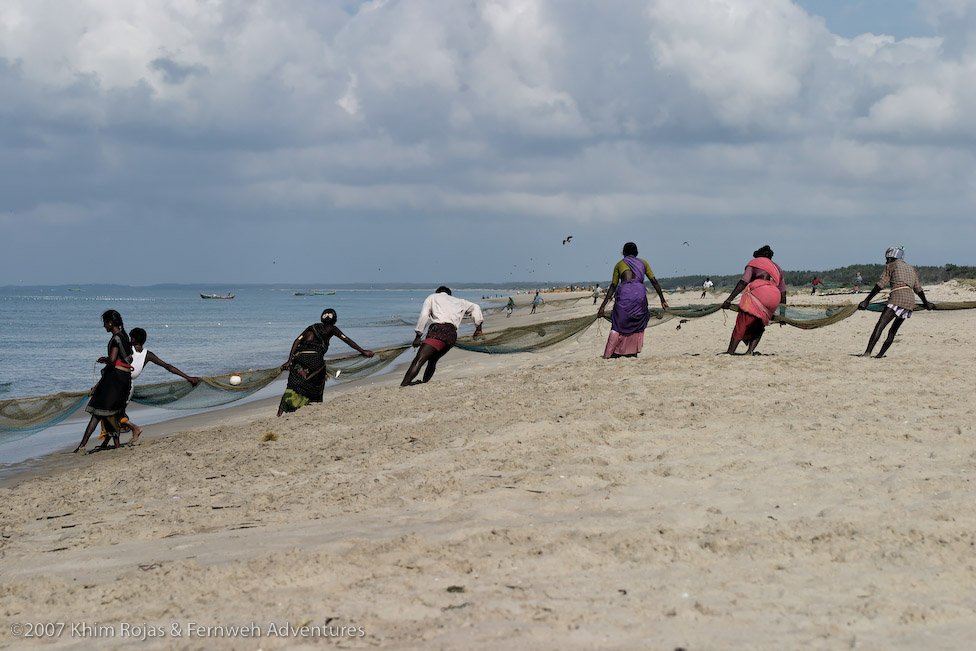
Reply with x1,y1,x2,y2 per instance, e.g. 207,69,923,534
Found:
401,286,484,386
700,277,713,299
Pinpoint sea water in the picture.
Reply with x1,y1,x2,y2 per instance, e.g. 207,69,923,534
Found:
0,285,497,468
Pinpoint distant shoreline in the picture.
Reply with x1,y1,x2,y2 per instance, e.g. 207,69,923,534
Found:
4,261,973,292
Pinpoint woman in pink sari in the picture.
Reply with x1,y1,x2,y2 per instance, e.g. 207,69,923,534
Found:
721,245,787,355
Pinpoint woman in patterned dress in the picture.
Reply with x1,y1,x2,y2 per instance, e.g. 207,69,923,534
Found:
277,309,373,415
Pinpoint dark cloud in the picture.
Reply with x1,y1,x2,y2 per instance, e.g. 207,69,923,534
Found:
149,57,208,85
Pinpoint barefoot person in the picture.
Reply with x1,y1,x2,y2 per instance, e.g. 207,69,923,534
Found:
117,327,200,443
278,309,373,415
721,245,787,355
700,277,713,299
73,310,134,453
857,247,934,358
597,242,668,358
530,291,544,314
401,287,483,386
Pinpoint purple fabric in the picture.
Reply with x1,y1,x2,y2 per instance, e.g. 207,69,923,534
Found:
611,257,650,334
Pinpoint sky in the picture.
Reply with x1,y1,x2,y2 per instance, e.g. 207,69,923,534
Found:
2,0,974,286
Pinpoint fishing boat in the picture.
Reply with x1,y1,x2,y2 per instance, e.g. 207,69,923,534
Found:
200,292,235,299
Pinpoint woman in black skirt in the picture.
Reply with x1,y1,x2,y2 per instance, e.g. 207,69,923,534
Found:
73,310,134,452
277,309,373,416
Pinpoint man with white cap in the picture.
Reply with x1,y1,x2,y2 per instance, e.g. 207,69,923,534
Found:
857,247,935,357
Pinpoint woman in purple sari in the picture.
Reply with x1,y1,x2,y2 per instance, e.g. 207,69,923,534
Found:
597,242,669,358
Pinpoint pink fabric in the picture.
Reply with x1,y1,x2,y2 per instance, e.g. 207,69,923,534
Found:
732,311,764,342
604,330,643,358
743,257,783,287
738,257,783,326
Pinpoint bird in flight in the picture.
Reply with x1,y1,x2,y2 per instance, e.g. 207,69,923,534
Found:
562,235,573,245
682,241,690,246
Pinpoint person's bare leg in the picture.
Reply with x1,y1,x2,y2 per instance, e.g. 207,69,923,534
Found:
726,334,742,355
127,420,143,443
401,344,439,386
863,308,896,356
422,347,449,383
73,415,101,453
745,332,764,355
875,317,905,358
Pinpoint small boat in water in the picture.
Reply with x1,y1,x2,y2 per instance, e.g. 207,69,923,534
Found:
293,290,336,296
201,293,235,299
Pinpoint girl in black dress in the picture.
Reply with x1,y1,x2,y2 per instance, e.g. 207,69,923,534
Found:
73,310,134,452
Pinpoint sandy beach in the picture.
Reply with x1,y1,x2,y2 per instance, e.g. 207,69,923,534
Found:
2,283,975,649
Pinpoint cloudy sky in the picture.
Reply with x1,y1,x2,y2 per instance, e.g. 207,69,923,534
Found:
1,0,973,285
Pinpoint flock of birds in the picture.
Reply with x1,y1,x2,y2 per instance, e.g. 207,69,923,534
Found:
507,235,693,276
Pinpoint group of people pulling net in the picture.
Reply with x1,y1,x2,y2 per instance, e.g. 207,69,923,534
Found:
3,244,974,446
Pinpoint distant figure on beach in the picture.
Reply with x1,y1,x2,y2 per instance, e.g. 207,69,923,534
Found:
700,277,714,299
857,247,934,358
592,285,600,304
401,287,483,386
73,310,134,453
278,309,373,416
721,245,787,355
597,242,669,358
506,296,515,317
854,271,863,293
114,328,200,444
811,276,825,295
530,291,544,314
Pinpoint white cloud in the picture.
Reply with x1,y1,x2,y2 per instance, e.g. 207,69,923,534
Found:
2,0,975,283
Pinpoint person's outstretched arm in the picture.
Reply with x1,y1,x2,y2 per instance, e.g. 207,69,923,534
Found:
858,285,883,310
597,283,617,317
462,300,485,337
916,289,935,310
146,351,199,384
648,277,669,309
722,280,748,309
331,326,374,357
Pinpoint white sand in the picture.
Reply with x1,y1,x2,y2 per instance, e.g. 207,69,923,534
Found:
2,284,975,649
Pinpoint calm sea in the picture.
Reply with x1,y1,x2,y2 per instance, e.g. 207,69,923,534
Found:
0,285,497,468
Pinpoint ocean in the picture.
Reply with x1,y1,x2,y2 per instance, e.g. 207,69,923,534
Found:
0,285,498,469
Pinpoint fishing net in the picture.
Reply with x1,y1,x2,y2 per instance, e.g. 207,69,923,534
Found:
768,304,860,329
866,301,976,312
325,346,410,381
0,392,88,433
455,314,599,353
642,304,725,328
5,301,976,434
132,368,283,409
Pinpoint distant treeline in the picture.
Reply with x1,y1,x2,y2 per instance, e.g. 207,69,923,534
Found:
658,263,976,291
